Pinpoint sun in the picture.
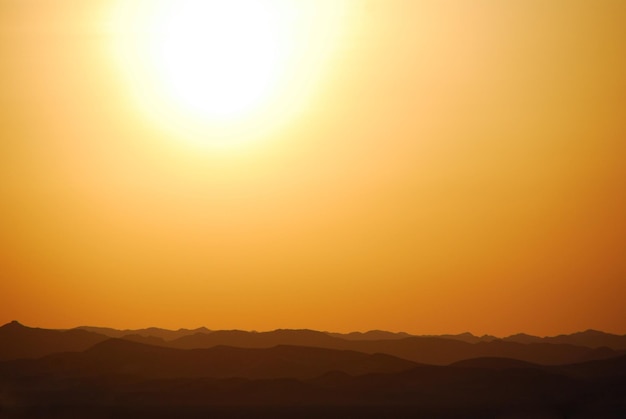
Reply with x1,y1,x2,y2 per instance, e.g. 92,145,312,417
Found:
153,0,285,119
110,0,350,149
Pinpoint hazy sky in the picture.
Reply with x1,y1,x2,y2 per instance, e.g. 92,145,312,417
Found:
1,0,625,336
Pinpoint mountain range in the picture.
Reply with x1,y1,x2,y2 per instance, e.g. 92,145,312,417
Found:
1,321,625,417
2,321,625,365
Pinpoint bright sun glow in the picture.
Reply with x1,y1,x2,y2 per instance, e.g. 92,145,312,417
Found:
155,0,285,119
111,0,349,149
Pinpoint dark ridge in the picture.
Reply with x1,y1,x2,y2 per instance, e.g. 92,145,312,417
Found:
1,320,25,329
76,325,212,341
449,357,542,370
120,333,168,347
0,338,418,380
0,321,108,361
502,329,626,350
328,330,413,340
2,323,624,366
439,332,499,343
85,337,175,355
162,330,623,366
169,329,342,350
557,353,626,379
503,332,544,344
546,329,626,350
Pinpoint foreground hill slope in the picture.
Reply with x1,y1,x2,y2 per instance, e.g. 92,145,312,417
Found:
1,350,625,418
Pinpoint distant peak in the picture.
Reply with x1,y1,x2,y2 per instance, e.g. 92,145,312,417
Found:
191,326,210,332
2,320,25,329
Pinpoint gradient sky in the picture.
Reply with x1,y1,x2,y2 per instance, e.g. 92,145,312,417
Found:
1,0,625,336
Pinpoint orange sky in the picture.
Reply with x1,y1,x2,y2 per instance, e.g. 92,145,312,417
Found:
1,0,625,336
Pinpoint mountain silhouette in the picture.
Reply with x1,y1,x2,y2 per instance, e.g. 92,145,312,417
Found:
167,331,620,365
0,338,418,380
502,332,544,344
544,329,626,349
557,353,626,379
448,356,543,370
327,330,412,340
1,323,626,417
118,333,168,346
0,321,107,361
503,329,626,349
69,324,626,350
420,332,498,344
169,329,341,350
76,325,211,341
1,343,625,418
2,322,623,367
